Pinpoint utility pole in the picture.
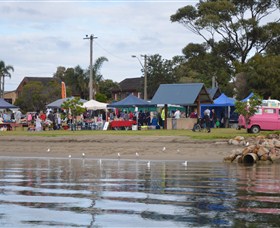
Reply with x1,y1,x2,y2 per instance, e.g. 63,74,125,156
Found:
132,54,148,100
84,34,97,100
143,54,147,100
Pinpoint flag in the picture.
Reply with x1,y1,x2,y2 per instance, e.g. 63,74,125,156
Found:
61,81,66,99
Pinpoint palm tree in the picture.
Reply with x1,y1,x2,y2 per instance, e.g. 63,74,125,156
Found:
0,60,14,98
87,56,108,99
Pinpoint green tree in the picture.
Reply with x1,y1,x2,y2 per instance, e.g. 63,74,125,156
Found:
98,79,119,101
178,42,234,94
14,81,47,112
235,54,280,99
235,93,262,130
146,54,181,99
60,97,86,117
0,60,14,98
86,56,108,98
54,56,108,100
171,0,280,64
14,80,60,112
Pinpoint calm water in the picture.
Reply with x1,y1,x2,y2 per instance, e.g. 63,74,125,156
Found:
0,157,280,227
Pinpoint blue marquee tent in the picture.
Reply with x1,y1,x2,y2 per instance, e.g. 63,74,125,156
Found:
201,93,235,108
107,94,152,108
212,93,236,106
241,92,254,102
201,93,237,127
0,98,18,109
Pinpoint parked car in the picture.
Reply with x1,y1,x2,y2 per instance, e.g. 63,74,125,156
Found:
238,106,280,133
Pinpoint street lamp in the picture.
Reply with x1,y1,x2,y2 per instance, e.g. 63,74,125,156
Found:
84,34,97,100
132,55,147,100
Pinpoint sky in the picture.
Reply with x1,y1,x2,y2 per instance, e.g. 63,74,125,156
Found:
1,0,203,91
0,0,201,91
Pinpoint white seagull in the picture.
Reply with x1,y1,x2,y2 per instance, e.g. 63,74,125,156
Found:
47,148,50,152
182,161,188,166
136,152,139,158
147,161,151,168
82,153,85,158
68,155,72,158
118,153,120,159
162,147,166,152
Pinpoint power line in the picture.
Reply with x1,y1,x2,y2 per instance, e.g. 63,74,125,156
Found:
94,41,132,62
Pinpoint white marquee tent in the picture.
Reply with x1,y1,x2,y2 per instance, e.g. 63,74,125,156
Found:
82,99,108,110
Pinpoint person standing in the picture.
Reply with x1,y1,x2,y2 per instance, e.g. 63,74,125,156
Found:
204,108,211,133
174,109,181,119
211,109,217,128
15,109,22,124
161,108,165,128
35,116,42,131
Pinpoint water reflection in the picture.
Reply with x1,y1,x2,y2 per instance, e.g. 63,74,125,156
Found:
0,158,279,227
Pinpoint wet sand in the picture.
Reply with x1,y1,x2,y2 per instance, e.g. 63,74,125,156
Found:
0,135,240,162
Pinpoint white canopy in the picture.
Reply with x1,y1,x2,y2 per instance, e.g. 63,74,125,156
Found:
82,99,108,110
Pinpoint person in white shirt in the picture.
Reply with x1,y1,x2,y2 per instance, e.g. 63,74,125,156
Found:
174,109,181,119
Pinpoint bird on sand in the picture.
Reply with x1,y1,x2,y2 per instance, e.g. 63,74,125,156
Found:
162,147,166,152
182,161,188,166
147,161,151,168
118,153,121,159
136,152,139,158
82,153,85,158
68,155,72,158
47,148,50,152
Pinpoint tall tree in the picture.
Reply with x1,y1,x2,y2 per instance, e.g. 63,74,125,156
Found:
178,42,234,94
14,80,60,112
146,54,181,99
235,53,280,99
98,79,119,101
54,56,108,100
15,81,47,112
171,0,280,64
86,56,108,98
0,60,14,98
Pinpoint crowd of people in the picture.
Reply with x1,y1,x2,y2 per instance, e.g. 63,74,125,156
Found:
1,106,227,132
191,108,227,132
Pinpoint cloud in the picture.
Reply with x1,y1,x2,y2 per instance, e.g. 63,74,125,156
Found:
1,1,202,91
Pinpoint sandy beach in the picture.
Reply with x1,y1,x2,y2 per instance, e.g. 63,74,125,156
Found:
0,135,240,162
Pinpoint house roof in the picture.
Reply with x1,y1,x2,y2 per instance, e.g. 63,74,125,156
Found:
16,77,58,91
151,83,212,106
111,77,143,92
207,87,221,100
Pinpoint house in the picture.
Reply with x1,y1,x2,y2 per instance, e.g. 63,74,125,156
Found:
111,77,143,101
3,90,17,104
4,77,59,103
16,77,58,97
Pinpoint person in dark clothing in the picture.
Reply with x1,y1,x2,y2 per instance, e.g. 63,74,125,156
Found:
211,109,217,128
48,111,55,130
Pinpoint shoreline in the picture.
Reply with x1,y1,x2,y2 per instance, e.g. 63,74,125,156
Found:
0,135,239,162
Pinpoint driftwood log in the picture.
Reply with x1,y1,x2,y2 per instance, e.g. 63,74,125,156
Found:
224,134,280,164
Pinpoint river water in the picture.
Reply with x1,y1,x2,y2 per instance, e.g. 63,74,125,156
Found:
0,157,279,227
